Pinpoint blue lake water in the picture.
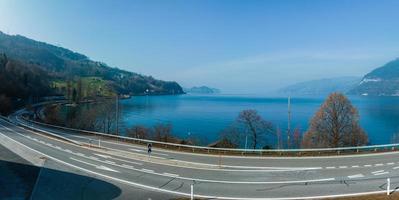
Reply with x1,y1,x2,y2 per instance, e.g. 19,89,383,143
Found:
119,94,399,146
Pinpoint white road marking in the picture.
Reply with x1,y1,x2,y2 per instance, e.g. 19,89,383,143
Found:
130,148,143,152
70,157,119,173
373,172,389,176
121,164,134,169
104,160,116,164
387,162,395,165
96,165,120,173
0,124,369,199
326,166,336,169
94,153,112,159
351,165,359,168
348,174,364,179
375,163,384,167
364,165,372,167
89,156,99,160
326,167,335,169
393,166,399,170
371,170,384,174
339,166,347,169
141,168,155,173
163,172,179,177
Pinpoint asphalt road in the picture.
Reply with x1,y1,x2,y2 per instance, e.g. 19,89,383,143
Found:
3,113,399,199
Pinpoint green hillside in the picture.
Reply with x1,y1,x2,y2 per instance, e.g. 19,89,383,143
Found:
0,31,184,98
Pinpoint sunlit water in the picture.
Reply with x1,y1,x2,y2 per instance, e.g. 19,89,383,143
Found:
119,94,399,146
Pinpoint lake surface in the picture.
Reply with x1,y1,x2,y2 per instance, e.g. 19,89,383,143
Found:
119,94,399,146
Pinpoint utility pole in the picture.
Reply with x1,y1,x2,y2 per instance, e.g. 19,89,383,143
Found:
287,96,291,149
115,95,119,136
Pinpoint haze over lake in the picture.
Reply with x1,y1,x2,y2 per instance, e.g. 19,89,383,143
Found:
119,94,399,146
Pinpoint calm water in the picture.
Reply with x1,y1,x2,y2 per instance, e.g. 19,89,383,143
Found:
119,94,399,146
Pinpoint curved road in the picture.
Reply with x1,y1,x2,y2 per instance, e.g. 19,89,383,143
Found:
1,112,399,199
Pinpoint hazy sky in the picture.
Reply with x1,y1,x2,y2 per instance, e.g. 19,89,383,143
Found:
1,0,399,94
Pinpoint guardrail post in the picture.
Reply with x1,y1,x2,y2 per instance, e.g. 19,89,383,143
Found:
387,178,390,195
190,184,194,200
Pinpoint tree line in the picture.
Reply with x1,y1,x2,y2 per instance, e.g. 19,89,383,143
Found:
42,92,368,149
216,92,368,149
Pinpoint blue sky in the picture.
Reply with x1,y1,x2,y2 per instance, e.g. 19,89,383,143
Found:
1,0,399,94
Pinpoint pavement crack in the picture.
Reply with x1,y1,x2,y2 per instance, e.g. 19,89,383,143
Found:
159,177,176,189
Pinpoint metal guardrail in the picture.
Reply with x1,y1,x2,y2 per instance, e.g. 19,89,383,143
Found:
14,116,82,146
20,116,399,156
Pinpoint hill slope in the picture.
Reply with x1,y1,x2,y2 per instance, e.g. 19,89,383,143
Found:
277,77,361,96
349,58,399,96
0,31,184,97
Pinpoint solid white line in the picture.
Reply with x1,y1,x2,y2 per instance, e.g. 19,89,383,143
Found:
141,168,155,173
163,172,179,177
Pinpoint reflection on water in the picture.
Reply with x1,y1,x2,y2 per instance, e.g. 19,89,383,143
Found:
118,94,399,145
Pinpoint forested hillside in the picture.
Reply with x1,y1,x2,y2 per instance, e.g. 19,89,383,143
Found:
0,31,184,98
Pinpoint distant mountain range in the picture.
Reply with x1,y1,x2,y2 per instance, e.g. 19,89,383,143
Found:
184,86,221,94
349,58,399,96
0,31,184,98
277,77,361,96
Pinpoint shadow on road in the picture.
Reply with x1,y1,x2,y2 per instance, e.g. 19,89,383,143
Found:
0,159,122,200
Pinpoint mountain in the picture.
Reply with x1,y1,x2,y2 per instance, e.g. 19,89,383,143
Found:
277,77,361,96
184,86,221,94
0,31,184,97
349,58,399,96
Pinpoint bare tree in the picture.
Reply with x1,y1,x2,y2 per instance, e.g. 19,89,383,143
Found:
292,127,302,149
126,125,150,139
237,109,274,149
302,93,368,148
153,123,176,143
215,125,241,148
